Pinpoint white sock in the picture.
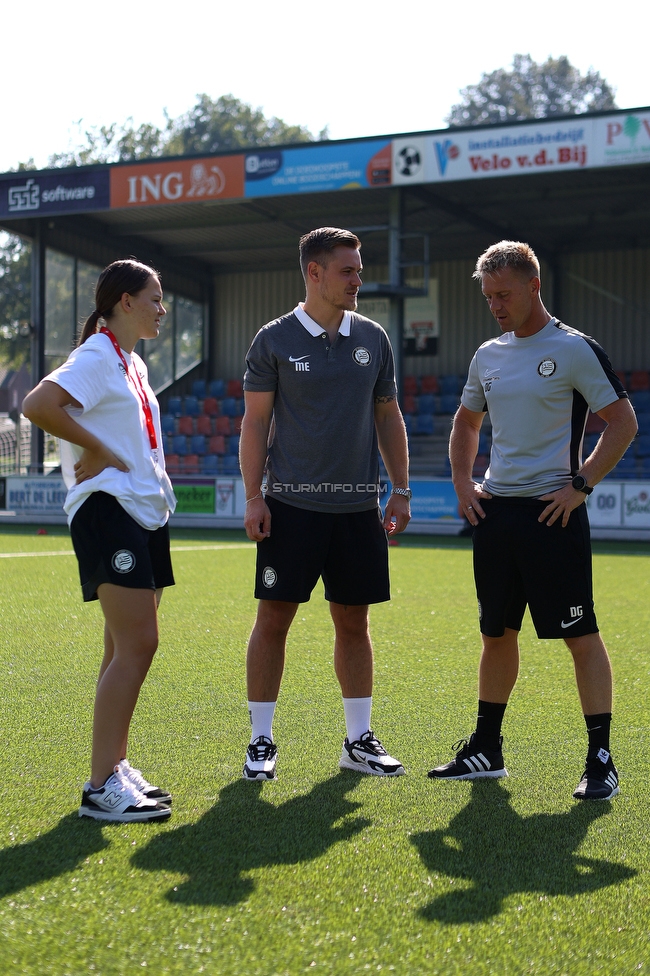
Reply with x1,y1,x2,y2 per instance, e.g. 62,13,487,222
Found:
248,700,277,742
343,697,372,743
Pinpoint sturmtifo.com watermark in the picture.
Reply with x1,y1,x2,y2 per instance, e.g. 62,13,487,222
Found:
268,483,389,494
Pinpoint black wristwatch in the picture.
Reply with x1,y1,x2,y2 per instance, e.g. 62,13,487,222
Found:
572,475,593,495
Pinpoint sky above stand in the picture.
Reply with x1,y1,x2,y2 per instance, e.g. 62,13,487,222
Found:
1,0,648,173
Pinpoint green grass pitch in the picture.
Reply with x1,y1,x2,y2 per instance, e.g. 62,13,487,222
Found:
0,525,648,975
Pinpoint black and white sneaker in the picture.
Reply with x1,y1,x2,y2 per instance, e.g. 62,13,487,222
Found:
339,730,405,776
79,767,171,822
243,735,278,780
573,747,619,800
119,759,172,805
428,733,508,780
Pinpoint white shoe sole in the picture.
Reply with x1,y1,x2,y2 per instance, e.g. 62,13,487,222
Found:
339,757,405,776
430,767,508,780
78,805,171,822
242,766,276,781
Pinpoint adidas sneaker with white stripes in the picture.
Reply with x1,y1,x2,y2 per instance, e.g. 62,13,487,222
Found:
428,733,508,780
573,747,619,800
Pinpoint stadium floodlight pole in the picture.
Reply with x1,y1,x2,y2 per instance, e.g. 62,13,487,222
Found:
388,187,404,404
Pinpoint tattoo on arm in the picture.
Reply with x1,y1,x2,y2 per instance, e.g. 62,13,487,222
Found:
374,394,396,404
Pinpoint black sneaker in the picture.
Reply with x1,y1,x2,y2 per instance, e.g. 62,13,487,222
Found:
573,747,619,800
339,730,405,776
243,735,278,780
428,733,508,780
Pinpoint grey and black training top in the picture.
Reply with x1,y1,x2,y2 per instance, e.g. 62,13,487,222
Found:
461,318,627,497
243,304,397,513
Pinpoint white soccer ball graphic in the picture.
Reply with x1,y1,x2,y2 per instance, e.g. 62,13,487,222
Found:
396,146,422,177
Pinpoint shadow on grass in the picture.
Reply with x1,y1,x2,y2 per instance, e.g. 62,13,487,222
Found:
412,780,636,924
133,771,369,905
0,814,107,898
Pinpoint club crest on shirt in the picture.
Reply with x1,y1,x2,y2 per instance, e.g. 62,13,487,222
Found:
353,346,372,366
537,359,557,377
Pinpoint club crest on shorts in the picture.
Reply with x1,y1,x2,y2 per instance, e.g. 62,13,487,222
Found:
537,359,557,377
352,346,372,366
112,549,136,573
262,566,277,588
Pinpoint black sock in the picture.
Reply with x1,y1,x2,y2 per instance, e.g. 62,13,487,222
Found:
475,700,507,749
585,712,612,754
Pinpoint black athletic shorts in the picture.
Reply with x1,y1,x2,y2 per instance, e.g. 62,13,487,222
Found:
472,496,598,639
70,491,175,602
254,496,390,605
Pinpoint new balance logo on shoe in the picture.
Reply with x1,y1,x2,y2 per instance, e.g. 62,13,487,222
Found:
100,790,123,809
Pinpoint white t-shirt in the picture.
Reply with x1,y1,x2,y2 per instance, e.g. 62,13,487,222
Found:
46,332,175,529
461,319,625,497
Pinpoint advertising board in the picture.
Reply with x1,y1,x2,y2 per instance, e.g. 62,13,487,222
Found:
110,155,245,209
244,140,391,197
0,169,110,219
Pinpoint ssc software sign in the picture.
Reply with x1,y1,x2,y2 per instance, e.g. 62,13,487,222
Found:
0,170,109,218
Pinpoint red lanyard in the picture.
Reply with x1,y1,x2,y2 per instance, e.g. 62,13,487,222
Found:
99,327,158,450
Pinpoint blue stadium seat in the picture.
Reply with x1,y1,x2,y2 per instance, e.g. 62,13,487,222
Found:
635,411,650,434
167,396,182,417
440,394,458,414
162,434,173,455
191,379,206,398
478,432,491,455
631,391,650,412
201,454,219,474
416,414,434,436
228,435,240,456
439,375,460,396
172,435,188,456
418,394,435,415
221,397,238,417
183,395,200,417
222,455,240,475
404,414,414,435
161,414,175,435
191,435,207,456
635,434,650,457
209,379,225,398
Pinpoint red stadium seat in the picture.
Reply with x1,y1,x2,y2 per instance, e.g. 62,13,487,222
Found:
227,379,244,398
630,371,650,392
420,375,439,394
585,412,606,434
208,435,226,455
202,396,219,416
403,375,418,395
233,415,243,433
215,416,231,436
403,394,417,415
180,454,200,474
164,454,180,475
177,416,194,436
195,414,212,436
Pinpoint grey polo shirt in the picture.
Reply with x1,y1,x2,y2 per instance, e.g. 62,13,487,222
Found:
461,319,627,497
243,304,397,512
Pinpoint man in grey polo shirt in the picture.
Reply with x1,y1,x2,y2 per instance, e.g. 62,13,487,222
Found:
239,226,411,781
428,240,637,800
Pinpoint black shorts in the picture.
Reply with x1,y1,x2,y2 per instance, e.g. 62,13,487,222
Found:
255,497,390,605
70,491,175,602
473,496,598,639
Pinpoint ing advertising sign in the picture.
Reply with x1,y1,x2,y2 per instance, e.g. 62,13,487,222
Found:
110,155,245,208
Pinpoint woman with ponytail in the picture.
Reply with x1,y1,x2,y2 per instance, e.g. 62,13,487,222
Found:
24,259,176,823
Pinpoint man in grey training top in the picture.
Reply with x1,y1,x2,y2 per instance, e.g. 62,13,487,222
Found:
428,240,637,800
239,226,411,781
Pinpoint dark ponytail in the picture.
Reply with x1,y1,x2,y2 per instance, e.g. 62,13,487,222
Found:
78,258,160,345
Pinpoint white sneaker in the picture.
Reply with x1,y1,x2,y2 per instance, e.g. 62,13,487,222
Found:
243,735,278,780
119,759,172,804
339,730,405,776
79,766,171,822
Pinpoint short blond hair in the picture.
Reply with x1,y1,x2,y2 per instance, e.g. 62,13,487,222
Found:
473,241,540,282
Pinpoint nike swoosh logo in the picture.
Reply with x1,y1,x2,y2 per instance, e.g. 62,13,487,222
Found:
560,616,583,629
289,355,310,362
